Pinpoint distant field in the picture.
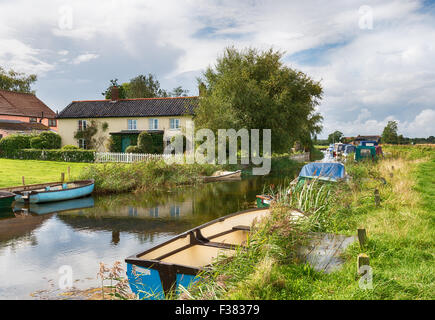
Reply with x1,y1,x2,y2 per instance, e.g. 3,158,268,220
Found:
0,159,92,188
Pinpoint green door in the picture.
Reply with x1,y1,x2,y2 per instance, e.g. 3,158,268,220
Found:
121,136,131,153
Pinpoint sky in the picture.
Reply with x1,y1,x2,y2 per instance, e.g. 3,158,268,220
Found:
0,0,434,138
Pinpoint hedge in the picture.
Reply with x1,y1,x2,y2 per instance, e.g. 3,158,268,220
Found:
5,149,95,162
0,134,33,157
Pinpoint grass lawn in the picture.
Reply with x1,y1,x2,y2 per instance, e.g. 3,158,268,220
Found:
0,158,92,188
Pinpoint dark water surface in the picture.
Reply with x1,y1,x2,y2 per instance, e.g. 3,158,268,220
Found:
0,175,294,299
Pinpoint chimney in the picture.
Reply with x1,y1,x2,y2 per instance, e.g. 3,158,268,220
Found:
111,86,119,101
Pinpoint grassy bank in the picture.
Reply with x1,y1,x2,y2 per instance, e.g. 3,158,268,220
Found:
0,159,91,188
184,145,434,300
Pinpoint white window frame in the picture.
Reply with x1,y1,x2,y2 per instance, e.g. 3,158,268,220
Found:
78,120,87,131
127,119,137,130
78,138,87,149
170,118,180,130
149,118,159,130
48,119,57,127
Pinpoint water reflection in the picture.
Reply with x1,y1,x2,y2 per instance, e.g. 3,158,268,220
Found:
0,174,294,299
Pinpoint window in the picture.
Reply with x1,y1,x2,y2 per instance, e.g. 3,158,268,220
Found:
127,119,137,130
149,207,159,217
78,120,87,131
48,119,57,127
170,118,180,130
149,118,158,130
170,205,180,217
78,139,87,149
29,117,37,123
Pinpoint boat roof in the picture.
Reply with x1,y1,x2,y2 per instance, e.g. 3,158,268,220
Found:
299,162,346,181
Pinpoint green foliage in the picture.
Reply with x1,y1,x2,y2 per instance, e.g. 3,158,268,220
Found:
29,136,43,149
0,66,37,93
74,120,109,150
108,135,122,152
36,131,61,149
327,130,343,144
125,145,141,153
382,120,399,144
9,149,95,162
137,131,163,154
0,133,33,157
62,145,80,150
194,47,323,153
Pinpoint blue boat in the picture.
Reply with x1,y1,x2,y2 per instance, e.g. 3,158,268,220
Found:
295,162,347,186
125,207,276,300
14,180,94,204
14,196,95,215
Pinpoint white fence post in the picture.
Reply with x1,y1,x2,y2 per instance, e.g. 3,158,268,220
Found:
94,152,183,163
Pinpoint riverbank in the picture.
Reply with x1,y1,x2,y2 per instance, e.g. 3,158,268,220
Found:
183,145,434,300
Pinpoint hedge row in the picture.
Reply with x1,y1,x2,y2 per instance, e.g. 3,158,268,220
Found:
4,149,95,162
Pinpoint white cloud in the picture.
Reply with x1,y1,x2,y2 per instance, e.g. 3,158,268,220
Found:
71,53,99,65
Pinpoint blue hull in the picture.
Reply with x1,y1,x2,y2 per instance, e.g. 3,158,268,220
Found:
15,182,94,204
126,263,199,300
14,197,95,215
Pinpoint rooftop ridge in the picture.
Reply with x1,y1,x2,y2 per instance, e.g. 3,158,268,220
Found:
71,96,199,103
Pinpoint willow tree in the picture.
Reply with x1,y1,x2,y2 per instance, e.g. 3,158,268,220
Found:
194,47,323,153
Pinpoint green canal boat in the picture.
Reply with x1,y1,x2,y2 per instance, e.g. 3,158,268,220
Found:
0,191,16,210
355,145,377,162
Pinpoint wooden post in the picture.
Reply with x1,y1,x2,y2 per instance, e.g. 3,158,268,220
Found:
22,176,25,185
67,166,71,179
357,254,370,275
374,189,380,207
61,172,65,183
357,228,367,248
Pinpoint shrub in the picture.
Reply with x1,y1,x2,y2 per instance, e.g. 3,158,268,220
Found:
125,145,142,153
30,136,44,149
0,133,34,157
9,149,95,162
62,145,80,150
138,132,154,153
38,131,62,149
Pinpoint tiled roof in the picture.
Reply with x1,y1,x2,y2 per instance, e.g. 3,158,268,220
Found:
57,97,198,119
0,120,49,131
0,90,56,118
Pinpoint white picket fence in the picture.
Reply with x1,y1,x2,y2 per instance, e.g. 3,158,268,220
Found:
95,152,166,163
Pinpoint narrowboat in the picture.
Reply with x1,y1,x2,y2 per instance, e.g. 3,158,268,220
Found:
203,170,242,182
355,146,377,162
0,191,15,210
13,180,94,204
125,207,304,299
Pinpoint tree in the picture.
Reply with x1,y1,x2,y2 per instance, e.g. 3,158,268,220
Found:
170,86,189,97
193,47,323,153
328,131,343,144
0,67,37,93
382,120,399,144
102,79,127,99
125,74,168,98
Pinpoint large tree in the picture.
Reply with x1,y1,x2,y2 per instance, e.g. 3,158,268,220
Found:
382,120,399,144
328,131,343,144
0,67,37,93
194,47,323,153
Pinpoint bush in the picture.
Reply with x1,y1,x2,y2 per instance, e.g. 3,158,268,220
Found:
125,145,142,153
38,131,62,149
0,134,33,157
30,136,44,149
8,149,95,162
138,132,154,153
62,145,80,150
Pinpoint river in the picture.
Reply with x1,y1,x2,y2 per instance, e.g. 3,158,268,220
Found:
0,173,296,299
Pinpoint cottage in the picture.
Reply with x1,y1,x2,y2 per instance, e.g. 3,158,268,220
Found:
56,87,197,152
0,89,58,130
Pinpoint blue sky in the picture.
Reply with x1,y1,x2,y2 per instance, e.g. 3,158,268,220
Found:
0,0,434,138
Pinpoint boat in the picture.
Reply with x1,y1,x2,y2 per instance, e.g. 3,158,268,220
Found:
125,207,304,299
292,162,347,189
203,170,242,182
256,194,273,208
13,180,95,204
355,145,377,162
0,191,16,210
14,196,95,215
359,140,378,147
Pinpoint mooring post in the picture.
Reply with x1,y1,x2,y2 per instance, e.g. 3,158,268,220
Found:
67,166,71,179
357,254,370,276
22,176,25,186
374,189,380,207
358,228,367,248
61,172,65,183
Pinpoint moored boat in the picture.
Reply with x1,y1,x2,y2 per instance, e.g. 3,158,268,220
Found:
13,180,94,204
14,196,95,215
0,191,16,210
125,207,305,300
203,170,242,182
355,145,377,162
